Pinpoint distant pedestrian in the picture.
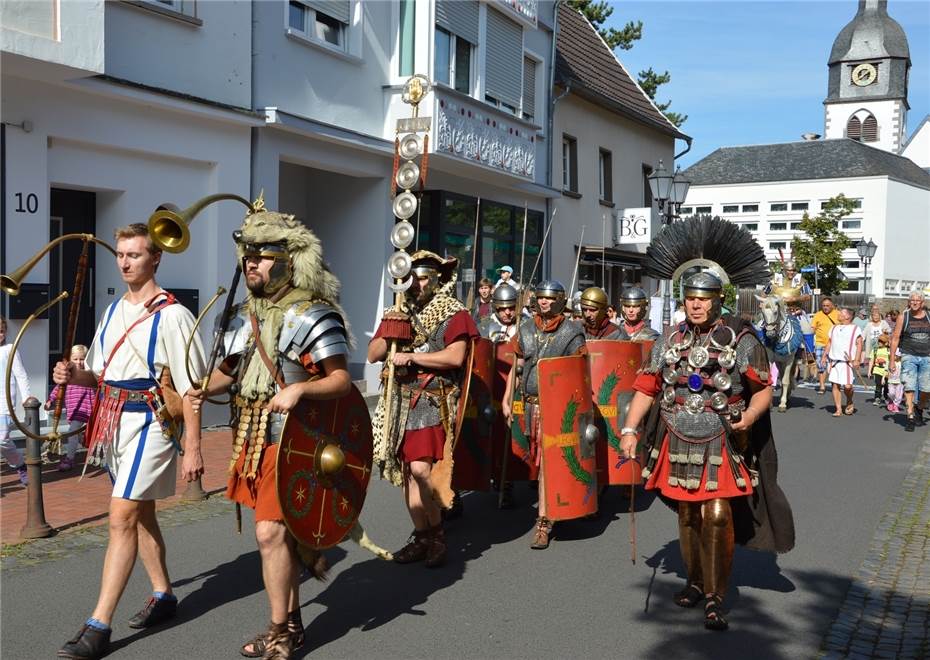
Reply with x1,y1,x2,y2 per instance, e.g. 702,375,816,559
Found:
471,278,493,322
869,333,891,406
821,307,863,416
607,304,619,326
0,315,38,485
889,291,929,432
863,307,891,372
886,360,904,413
811,296,840,394
45,344,94,471
494,265,517,289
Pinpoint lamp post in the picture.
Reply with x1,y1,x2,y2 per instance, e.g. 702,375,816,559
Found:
648,160,691,326
857,238,877,305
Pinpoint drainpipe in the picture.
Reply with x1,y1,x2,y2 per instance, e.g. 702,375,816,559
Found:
543,1,563,282
674,136,693,162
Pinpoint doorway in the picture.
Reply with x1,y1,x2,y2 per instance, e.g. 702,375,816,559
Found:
48,189,97,372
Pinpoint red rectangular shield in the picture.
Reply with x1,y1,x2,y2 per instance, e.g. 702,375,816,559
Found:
452,338,495,491
538,354,597,521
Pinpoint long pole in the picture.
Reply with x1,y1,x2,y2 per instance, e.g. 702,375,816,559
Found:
661,204,672,328
465,197,482,310
568,225,586,296
526,208,557,287
498,204,528,508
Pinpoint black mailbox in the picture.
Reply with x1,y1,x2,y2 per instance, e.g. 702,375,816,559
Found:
170,288,200,316
8,283,51,319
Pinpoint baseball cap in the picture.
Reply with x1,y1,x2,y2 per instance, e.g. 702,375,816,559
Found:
498,265,513,274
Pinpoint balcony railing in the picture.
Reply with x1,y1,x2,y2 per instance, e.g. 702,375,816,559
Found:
433,88,536,180
495,0,538,26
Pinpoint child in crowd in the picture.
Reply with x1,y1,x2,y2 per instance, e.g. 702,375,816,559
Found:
886,357,904,413
45,344,94,471
869,333,890,406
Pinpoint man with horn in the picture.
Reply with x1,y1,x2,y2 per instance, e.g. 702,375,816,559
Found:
188,199,355,659
502,279,587,549
619,216,794,631
55,223,205,660
617,287,660,341
369,250,479,568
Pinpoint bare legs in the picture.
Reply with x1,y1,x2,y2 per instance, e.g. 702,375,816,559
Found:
832,383,855,415
255,521,300,624
404,459,441,530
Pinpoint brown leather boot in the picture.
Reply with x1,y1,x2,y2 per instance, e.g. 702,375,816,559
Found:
425,525,447,568
530,517,552,549
393,529,429,564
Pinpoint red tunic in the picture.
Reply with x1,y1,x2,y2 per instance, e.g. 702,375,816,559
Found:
632,367,768,502
374,309,480,462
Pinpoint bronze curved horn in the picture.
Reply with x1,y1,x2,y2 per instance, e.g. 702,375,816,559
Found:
148,193,254,254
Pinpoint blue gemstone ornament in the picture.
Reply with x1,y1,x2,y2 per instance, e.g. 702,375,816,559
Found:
688,373,703,392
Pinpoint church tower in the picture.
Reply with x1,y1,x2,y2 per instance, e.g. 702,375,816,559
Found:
824,0,911,153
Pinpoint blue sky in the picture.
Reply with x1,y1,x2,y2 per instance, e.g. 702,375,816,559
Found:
607,0,930,167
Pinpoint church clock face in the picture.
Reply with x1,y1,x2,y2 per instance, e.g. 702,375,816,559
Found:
851,63,878,87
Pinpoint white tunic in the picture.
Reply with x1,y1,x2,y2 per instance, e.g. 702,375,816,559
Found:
827,324,863,386
85,295,205,500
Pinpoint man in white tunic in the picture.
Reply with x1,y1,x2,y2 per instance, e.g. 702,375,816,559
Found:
821,307,864,417
55,223,205,660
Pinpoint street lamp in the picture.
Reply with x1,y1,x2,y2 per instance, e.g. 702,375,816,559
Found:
856,238,877,304
648,160,691,326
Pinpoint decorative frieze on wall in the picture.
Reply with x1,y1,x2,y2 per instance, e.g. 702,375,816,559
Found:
496,0,538,24
435,95,536,179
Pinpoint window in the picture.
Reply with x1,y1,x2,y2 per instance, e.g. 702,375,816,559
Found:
770,222,787,231
679,206,693,215
842,219,862,229
843,260,861,269
434,27,473,94
846,115,862,141
743,223,758,232
791,202,808,211
862,115,878,142
562,136,578,193
288,1,348,49
485,8,523,112
722,205,739,213
695,206,711,214
522,56,538,123
742,204,759,213
398,0,415,76
642,164,653,207
769,241,787,250
844,280,860,292
851,198,862,209
598,149,612,202
146,0,197,18
770,203,788,212
820,201,830,209
791,222,803,230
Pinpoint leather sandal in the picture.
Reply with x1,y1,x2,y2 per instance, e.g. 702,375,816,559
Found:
425,525,447,568
530,517,552,549
240,611,303,658
393,529,429,564
703,594,729,631
673,584,705,608
260,622,294,660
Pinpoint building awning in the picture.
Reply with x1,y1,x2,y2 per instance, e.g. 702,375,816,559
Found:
577,245,645,267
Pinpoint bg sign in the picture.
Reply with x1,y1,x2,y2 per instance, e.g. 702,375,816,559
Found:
616,208,651,245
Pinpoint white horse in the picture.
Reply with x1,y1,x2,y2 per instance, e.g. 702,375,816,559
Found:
755,294,804,412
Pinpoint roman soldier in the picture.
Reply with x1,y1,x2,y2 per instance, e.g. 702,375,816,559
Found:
368,250,480,568
617,287,659,341
479,284,520,343
501,279,587,549
193,201,355,659
620,216,794,631
579,286,622,339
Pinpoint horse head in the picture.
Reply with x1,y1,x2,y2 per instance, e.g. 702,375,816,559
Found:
755,294,786,339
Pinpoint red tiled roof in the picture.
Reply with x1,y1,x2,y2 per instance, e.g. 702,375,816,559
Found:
555,4,688,140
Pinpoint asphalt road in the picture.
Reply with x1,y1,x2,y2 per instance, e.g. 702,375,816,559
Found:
2,387,926,660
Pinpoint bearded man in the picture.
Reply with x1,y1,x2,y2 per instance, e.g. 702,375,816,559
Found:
619,216,794,632
501,280,586,549
617,287,659,341
191,201,352,659
579,287,622,339
368,251,479,568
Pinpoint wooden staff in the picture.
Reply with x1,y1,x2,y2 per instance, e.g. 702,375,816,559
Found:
568,225,586,296
498,203,528,508
464,197,482,310
526,208,557,287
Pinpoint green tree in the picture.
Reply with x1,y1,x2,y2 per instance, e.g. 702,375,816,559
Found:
565,0,642,50
637,68,688,127
790,194,857,296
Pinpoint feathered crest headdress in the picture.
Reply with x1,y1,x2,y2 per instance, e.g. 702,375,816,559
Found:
646,215,770,287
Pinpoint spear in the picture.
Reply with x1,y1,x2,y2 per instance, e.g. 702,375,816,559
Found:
464,197,482,310
568,225,586,296
525,208,557,287
498,203,528,508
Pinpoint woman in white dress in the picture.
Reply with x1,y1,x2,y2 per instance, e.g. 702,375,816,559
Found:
821,307,864,416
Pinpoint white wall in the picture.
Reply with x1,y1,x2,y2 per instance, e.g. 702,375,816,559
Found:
1,0,104,79
825,99,907,154
551,93,675,286
683,175,930,296
1,76,252,412
902,118,930,169
104,0,251,108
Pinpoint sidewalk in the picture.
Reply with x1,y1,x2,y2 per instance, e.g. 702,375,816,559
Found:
0,428,234,546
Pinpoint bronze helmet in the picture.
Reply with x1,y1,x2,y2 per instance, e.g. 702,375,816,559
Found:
580,286,609,325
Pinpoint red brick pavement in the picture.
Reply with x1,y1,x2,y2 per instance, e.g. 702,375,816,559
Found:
0,428,233,545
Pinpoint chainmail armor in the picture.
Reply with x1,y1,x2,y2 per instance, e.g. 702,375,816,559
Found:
518,319,585,396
